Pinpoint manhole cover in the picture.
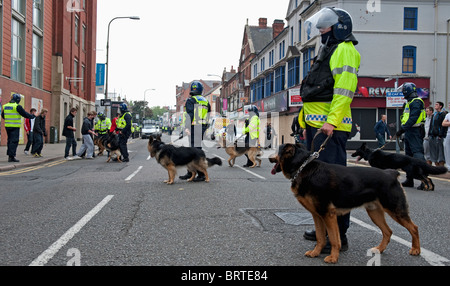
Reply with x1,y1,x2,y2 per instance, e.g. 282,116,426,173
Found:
275,212,314,226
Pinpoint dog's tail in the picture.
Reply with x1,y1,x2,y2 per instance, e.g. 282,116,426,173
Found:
207,157,223,167
422,163,448,175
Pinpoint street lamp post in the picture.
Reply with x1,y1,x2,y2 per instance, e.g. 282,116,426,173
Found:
104,16,140,117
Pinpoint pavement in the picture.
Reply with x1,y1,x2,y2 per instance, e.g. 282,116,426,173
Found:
0,142,67,172
1,141,449,180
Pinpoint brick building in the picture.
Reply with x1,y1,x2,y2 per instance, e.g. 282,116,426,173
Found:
0,0,97,146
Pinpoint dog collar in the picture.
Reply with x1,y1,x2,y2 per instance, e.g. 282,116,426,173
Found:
291,152,320,183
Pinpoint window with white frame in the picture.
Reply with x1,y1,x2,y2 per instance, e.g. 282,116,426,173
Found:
11,18,25,82
33,0,43,29
32,33,43,88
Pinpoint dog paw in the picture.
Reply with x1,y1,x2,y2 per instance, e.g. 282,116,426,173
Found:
305,250,320,258
409,248,421,256
324,255,339,264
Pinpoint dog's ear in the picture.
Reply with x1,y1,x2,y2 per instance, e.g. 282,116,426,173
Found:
361,142,366,148
156,134,161,142
149,136,154,144
284,144,297,158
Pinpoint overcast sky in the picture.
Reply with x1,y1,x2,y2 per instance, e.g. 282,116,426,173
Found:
96,0,290,108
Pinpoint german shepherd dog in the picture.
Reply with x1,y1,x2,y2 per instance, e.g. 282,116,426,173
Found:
148,136,222,184
351,143,447,191
102,132,122,163
269,144,420,264
94,134,107,156
217,136,262,167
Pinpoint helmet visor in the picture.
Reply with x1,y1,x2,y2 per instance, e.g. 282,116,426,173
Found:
305,7,339,39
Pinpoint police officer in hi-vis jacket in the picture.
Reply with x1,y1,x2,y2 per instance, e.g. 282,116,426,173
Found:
1,93,36,163
298,7,361,253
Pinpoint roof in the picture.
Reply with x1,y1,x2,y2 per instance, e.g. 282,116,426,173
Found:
247,25,274,54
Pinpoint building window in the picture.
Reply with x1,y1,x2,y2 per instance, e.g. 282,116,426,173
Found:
404,7,418,30
288,57,300,88
253,63,258,78
269,50,274,67
298,20,302,43
12,0,25,15
73,59,79,88
279,40,285,60
82,24,86,51
251,83,256,102
402,46,416,73
265,73,274,97
303,47,315,79
261,57,265,72
81,64,86,91
256,78,265,101
75,15,79,45
11,18,25,82
32,33,43,88
0,0,3,71
274,66,285,93
33,0,43,29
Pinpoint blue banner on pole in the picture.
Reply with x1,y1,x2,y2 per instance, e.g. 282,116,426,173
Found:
96,63,105,86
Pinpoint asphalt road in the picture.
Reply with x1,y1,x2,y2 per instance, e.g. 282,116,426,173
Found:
0,135,449,269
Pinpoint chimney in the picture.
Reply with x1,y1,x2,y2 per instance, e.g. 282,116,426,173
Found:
259,18,267,28
273,19,285,39
231,65,236,73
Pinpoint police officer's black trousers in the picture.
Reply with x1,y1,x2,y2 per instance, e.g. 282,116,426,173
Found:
6,127,20,158
306,125,351,238
119,134,129,160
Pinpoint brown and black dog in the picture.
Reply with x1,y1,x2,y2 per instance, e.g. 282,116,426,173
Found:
217,136,262,168
269,143,420,264
101,133,122,163
148,136,222,184
94,135,107,156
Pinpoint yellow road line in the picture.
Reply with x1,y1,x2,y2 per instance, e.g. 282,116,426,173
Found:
0,160,67,176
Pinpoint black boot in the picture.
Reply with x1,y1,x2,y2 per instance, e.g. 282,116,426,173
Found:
192,171,206,182
401,178,414,188
179,172,192,180
8,157,20,163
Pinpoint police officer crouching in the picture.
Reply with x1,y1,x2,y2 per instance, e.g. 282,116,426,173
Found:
1,94,36,162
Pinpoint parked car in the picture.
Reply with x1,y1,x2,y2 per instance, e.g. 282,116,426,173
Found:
141,124,161,139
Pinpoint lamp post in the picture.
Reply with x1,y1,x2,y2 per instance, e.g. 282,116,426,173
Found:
104,16,140,117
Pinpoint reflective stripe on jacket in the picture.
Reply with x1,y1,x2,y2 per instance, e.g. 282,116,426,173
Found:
95,118,112,134
299,41,361,132
2,103,22,128
401,97,426,127
193,96,209,125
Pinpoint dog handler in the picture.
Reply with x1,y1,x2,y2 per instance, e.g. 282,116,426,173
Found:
116,103,133,163
396,82,426,187
298,7,361,253
179,81,211,182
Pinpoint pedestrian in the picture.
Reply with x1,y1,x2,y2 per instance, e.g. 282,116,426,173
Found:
396,83,427,188
226,120,237,144
243,105,260,167
71,111,98,160
1,93,36,162
24,108,37,155
423,106,434,165
264,122,276,149
374,114,392,148
63,108,78,160
116,104,132,162
110,112,120,134
428,101,447,167
299,7,361,253
31,108,48,158
442,103,450,171
179,81,211,181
